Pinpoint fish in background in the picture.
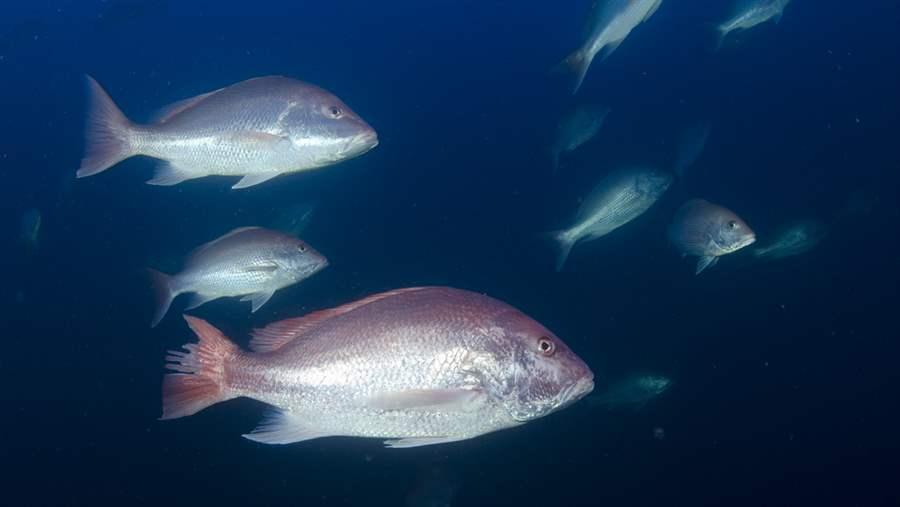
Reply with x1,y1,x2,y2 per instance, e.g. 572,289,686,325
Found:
160,287,594,448
550,167,673,271
550,105,610,172
19,208,41,251
269,200,318,237
673,121,711,179
751,219,828,261
557,0,664,93
668,198,756,274
148,227,328,327
589,373,671,410
406,466,462,507
716,0,791,50
78,75,378,189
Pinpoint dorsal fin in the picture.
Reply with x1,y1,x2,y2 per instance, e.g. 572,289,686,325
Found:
189,227,266,259
151,88,224,123
248,287,432,353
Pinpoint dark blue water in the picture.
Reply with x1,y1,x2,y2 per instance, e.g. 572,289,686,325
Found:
3,1,899,505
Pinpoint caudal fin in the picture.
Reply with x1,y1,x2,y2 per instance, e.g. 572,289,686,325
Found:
548,230,577,272
78,75,136,178
554,49,593,94
160,316,240,420
147,268,176,327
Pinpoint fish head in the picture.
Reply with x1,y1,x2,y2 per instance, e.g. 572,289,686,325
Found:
636,375,671,395
712,211,756,254
283,88,378,167
277,238,329,280
489,310,594,422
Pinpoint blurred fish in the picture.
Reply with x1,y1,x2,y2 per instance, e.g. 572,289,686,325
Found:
557,0,664,93
673,122,711,179
752,219,828,261
716,0,791,49
589,373,671,410
269,200,317,237
406,466,462,507
19,208,41,251
550,105,609,172
550,167,673,271
78,75,378,189
161,287,594,448
148,227,327,327
667,199,756,274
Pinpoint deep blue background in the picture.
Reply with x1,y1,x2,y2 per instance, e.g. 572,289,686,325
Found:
2,0,899,505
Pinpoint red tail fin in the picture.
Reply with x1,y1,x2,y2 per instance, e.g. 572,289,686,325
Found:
160,316,239,420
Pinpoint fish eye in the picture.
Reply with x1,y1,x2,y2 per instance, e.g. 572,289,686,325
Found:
537,337,556,356
297,244,307,253
727,220,738,230
328,106,343,119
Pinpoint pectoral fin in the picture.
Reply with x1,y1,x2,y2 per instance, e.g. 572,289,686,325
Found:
695,255,718,275
241,290,275,312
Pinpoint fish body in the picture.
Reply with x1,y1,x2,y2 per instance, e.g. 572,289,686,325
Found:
148,227,327,326
716,0,791,48
552,167,673,271
550,105,610,171
589,373,671,410
558,0,664,93
668,199,756,274
78,75,378,189
752,219,828,260
161,287,594,448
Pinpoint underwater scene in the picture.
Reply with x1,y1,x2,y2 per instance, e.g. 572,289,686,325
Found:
3,0,900,505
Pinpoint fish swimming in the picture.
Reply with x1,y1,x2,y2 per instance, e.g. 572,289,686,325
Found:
667,199,756,274
161,287,594,448
716,0,791,49
752,219,828,260
557,0,664,93
78,75,378,189
550,105,609,172
148,227,327,326
550,167,673,271
589,373,671,410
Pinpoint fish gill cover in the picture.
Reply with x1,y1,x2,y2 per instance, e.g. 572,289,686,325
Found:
1,0,899,506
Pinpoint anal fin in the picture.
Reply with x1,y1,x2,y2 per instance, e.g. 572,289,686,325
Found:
185,292,220,311
147,161,198,186
241,290,275,312
695,255,719,275
242,409,330,445
383,436,468,449
232,173,280,189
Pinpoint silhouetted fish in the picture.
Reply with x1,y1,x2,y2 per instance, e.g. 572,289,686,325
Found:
716,0,791,49
668,199,756,274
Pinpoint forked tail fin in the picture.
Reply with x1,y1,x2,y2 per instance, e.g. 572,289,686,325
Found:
77,75,136,178
160,316,240,420
548,230,577,272
554,49,593,94
147,268,176,328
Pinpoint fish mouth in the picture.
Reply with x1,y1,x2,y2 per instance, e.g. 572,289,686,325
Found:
558,373,595,410
347,130,379,156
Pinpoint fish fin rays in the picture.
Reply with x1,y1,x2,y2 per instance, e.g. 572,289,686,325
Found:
184,292,219,311
695,255,718,275
147,268,176,327
365,388,484,412
151,88,224,124
546,230,576,272
146,161,198,186
554,49,593,94
383,436,468,449
241,290,275,312
232,173,281,189
242,409,330,445
78,75,136,178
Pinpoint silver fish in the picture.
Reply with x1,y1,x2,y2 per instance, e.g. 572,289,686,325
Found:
78,75,378,189
161,287,594,448
752,219,828,260
148,227,327,327
551,167,673,271
589,373,672,410
716,0,791,49
550,105,610,172
668,199,756,274
557,0,664,93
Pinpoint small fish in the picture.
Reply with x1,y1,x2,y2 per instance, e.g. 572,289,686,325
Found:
550,105,609,171
550,167,673,271
148,227,327,326
161,287,594,448
752,219,828,260
19,208,41,250
667,199,756,274
673,121,711,179
716,0,791,49
557,0,664,93
78,75,378,189
589,373,671,410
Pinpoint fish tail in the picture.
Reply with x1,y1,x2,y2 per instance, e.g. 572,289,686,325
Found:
548,230,576,272
147,268,177,327
78,75,137,178
713,26,727,52
160,316,240,420
554,49,592,94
